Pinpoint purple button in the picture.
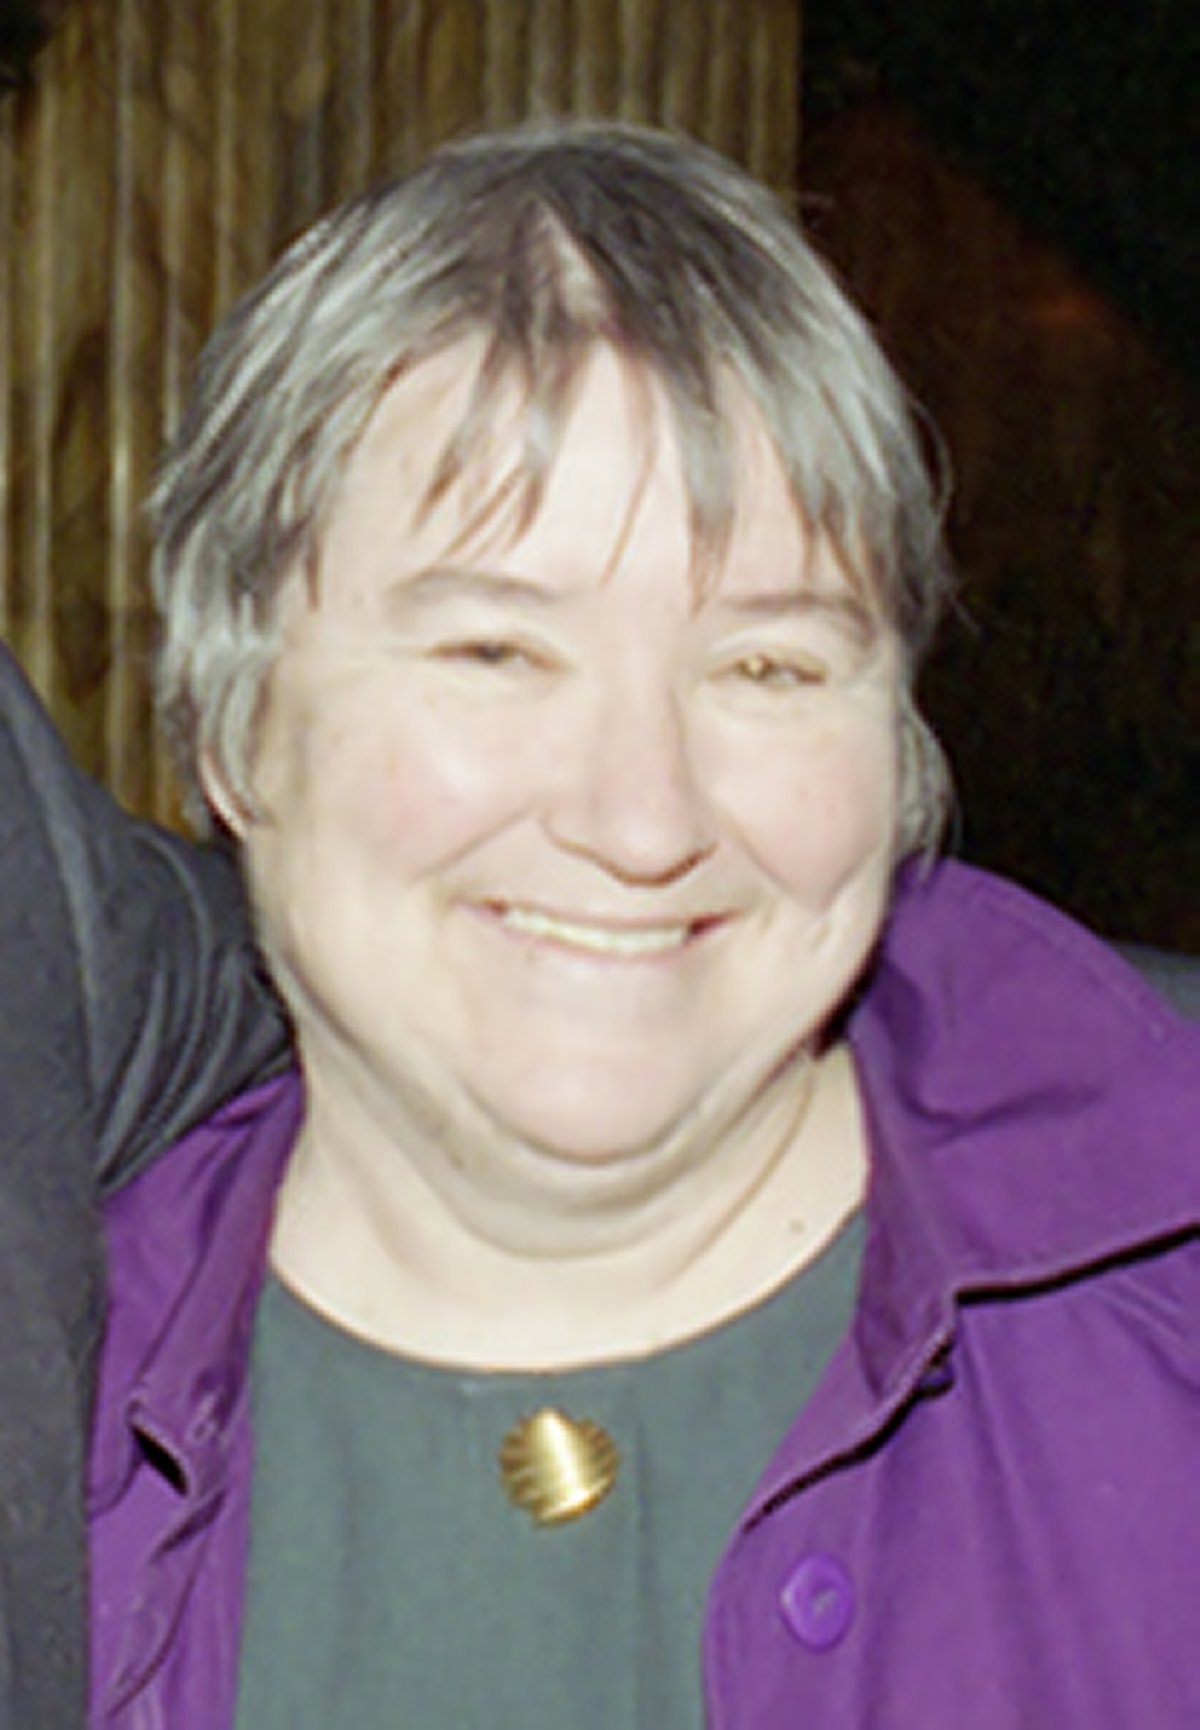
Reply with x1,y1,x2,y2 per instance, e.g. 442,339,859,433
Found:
779,1552,856,1651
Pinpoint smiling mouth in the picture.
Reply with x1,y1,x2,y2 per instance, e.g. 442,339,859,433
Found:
488,904,711,958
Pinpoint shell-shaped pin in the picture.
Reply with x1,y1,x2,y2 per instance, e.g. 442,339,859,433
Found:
498,1407,619,1527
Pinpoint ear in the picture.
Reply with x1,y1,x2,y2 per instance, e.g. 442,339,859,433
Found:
199,749,252,840
894,704,951,860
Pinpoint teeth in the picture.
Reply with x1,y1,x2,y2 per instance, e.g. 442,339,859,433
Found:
499,906,691,956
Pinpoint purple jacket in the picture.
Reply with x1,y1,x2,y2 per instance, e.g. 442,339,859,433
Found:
89,863,1200,1726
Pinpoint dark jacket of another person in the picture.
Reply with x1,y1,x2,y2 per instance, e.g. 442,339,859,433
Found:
0,644,287,1725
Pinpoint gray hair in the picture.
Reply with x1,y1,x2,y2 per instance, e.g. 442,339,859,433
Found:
153,119,953,849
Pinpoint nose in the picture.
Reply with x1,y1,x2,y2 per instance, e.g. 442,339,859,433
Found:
543,679,717,885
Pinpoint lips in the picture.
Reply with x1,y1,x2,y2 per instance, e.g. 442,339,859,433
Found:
481,902,719,958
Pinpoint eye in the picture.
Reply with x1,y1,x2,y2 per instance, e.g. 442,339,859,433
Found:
730,652,829,689
433,639,539,670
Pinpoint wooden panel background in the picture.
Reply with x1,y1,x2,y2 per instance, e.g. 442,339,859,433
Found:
0,0,799,820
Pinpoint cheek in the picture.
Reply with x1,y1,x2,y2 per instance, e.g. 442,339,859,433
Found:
725,721,898,894
286,692,541,876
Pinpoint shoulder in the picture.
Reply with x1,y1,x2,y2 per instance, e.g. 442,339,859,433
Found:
0,647,93,1140
872,858,1197,1065
851,860,1199,1283
2,643,290,1186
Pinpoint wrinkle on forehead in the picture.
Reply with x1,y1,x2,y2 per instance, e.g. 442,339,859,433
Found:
310,339,881,627
404,341,870,613
420,346,669,586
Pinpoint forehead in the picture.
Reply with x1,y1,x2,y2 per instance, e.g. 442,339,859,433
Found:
322,340,866,610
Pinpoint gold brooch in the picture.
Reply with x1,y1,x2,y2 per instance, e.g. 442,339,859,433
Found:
498,1407,619,1527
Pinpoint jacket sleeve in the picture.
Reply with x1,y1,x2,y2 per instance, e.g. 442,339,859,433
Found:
0,643,290,1192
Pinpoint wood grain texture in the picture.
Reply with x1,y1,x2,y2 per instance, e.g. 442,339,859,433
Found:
0,0,799,820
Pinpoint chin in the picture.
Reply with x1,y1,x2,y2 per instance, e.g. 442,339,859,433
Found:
477,1075,701,1170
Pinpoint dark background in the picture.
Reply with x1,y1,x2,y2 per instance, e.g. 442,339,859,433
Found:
805,1,1198,383
804,3,1197,948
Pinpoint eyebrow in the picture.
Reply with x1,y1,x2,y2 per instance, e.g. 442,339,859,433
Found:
382,567,881,641
709,590,880,639
383,566,560,615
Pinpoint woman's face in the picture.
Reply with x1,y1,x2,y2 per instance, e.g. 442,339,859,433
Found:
220,345,902,1169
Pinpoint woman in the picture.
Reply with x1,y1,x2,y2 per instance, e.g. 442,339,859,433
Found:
88,123,1199,1727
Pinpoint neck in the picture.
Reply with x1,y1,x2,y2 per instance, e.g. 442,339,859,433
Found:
269,1043,866,1370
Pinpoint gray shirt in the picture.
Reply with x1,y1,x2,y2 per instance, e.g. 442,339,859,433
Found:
236,1215,864,1728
